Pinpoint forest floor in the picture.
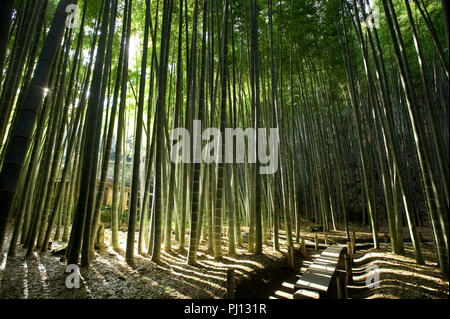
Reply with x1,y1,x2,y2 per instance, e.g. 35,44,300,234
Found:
348,242,449,298
0,220,448,299
0,223,290,299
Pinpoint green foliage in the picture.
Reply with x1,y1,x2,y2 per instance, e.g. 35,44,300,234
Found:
101,205,112,223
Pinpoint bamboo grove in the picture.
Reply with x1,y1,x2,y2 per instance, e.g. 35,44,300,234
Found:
0,0,448,277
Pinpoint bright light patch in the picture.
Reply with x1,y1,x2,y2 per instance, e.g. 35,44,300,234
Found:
128,34,140,66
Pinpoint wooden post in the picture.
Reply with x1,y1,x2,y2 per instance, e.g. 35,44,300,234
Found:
336,276,344,299
347,241,353,264
345,243,353,284
226,269,235,299
324,233,328,246
314,234,319,250
351,231,356,253
288,245,295,271
301,238,307,257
